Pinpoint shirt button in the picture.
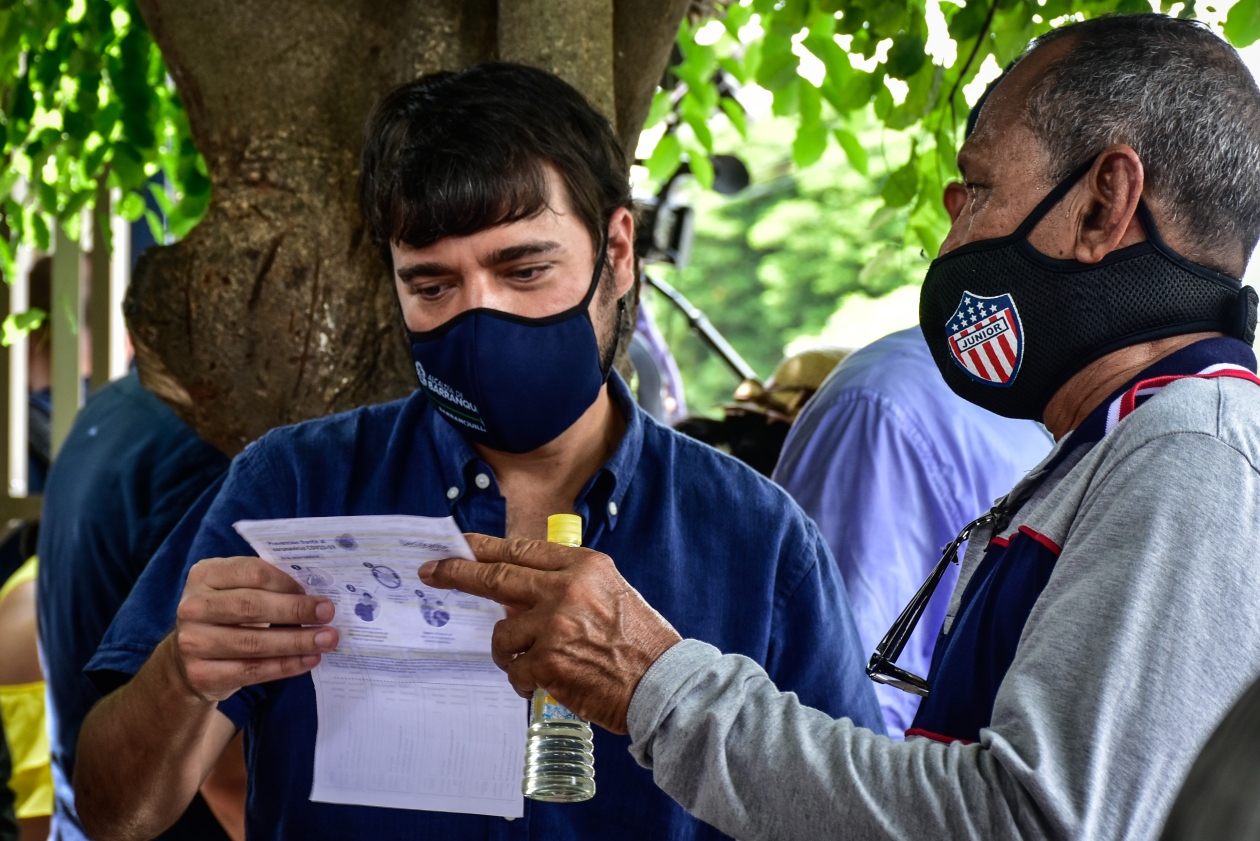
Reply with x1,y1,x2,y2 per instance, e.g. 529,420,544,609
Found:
446,486,460,500
608,501,619,517
474,473,491,490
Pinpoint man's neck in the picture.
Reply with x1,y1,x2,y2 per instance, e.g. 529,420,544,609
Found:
1042,331,1224,440
474,384,627,541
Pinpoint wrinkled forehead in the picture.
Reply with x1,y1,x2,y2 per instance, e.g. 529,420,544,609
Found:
957,37,1076,177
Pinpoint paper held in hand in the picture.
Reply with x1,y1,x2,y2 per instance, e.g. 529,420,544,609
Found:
233,515,527,819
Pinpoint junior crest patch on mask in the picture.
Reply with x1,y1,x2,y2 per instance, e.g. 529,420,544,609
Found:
945,291,1023,387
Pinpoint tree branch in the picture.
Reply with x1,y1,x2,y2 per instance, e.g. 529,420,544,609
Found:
945,0,1000,130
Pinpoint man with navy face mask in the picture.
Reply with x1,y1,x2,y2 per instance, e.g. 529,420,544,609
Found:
71,64,883,841
420,16,1260,841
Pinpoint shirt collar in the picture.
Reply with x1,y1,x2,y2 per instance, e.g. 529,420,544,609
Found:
1050,336,1257,470
992,336,1257,527
574,371,644,536
423,371,646,533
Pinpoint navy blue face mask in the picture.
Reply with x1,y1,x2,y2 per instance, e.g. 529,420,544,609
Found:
407,245,612,453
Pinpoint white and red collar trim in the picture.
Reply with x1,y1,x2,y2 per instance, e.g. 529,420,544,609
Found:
1103,363,1260,434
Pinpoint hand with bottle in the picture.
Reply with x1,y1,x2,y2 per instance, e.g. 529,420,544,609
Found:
419,532,682,735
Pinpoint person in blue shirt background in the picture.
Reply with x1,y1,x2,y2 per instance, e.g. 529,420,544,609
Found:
73,63,883,841
36,369,239,841
773,326,1051,738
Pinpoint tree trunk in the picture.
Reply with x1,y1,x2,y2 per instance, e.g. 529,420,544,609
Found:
126,0,689,455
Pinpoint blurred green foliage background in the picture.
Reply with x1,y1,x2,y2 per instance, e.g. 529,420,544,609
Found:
4,0,1260,403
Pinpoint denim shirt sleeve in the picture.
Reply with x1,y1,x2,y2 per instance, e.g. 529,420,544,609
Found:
764,518,886,736
85,435,294,727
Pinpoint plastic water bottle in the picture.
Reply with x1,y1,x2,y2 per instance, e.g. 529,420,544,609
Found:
522,514,596,802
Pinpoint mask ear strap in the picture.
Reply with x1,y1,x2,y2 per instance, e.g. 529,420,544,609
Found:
1012,157,1098,240
1133,193,1257,344
580,235,610,310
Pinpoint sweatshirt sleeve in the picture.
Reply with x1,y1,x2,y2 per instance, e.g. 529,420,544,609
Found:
627,431,1260,841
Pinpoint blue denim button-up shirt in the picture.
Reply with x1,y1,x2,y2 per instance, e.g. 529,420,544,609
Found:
89,374,882,841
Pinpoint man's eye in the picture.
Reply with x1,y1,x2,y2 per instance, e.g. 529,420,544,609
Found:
510,265,549,282
415,284,447,299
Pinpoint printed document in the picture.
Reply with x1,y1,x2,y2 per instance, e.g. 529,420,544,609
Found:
234,515,526,818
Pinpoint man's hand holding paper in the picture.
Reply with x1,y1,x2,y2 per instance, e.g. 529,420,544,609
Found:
420,533,682,735
173,555,339,702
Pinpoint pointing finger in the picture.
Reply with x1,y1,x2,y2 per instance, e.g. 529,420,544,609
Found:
419,557,544,607
464,533,586,572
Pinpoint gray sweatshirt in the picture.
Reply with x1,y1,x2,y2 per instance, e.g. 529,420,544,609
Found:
627,374,1260,841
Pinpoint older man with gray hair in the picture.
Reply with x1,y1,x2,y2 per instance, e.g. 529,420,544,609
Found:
423,13,1260,841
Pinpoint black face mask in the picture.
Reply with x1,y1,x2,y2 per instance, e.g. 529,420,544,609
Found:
920,158,1258,421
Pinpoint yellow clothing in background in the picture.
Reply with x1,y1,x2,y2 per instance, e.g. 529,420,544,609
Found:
0,557,51,818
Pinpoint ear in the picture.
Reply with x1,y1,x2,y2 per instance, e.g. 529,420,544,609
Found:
606,207,636,297
1075,144,1144,264
943,182,968,223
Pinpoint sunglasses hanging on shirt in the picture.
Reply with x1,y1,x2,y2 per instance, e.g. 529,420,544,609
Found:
866,477,1041,696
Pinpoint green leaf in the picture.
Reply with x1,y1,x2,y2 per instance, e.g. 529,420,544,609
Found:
834,128,869,175
873,83,894,120
798,79,821,126
1225,0,1260,46
857,245,901,288
886,32,927,80
60,188,93,221
679,94,714,152
143,207,164,244
688,152,714,190
909,221,941,259
169,190,209,239
83,139,110,176
117,190,146,222
801,31,853,83
720,98,748,138
792,119,829,168
755,40,799,91
742,37,762,81
723,2,752,34
881,157,919,208
111,143,146,189
36,180,57,214
717,56,747,85
64,108,93,141
9,72,34,125
645,131,682,182
771,78,801,117
643,89,672,130
867,1,910,39
868,205,900,232
1,308,47,347
821,69,879,112
948,0,991,42
29,212,49,253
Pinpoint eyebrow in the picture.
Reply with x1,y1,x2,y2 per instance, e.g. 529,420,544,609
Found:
485,240,563,265
394,240,564,283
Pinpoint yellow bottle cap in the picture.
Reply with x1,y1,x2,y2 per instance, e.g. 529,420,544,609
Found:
547,514,583,547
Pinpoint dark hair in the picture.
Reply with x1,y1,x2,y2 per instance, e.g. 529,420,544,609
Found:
1021,14,1260,261
359,63,633,268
